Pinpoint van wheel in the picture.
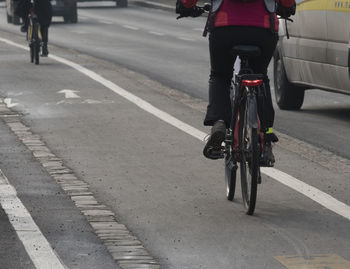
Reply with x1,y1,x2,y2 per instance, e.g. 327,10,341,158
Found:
116,0,127,7
273,49,305,110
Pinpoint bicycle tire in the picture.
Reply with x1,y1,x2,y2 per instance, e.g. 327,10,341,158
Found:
33,24,40,65
239,97,258,215
30,43,34,63
225,137,237,201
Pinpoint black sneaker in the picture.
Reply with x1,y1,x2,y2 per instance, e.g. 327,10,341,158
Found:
264,132,279,143
203,120,226,160
20,24,27,33
261,142,275,167
41,43,48,57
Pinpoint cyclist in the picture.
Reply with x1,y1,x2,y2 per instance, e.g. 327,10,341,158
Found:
15,0,52,56
176,0,295,166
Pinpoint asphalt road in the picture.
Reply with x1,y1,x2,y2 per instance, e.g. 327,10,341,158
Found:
0,2,349,269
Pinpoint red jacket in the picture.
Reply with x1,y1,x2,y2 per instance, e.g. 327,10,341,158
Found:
181,0,295,31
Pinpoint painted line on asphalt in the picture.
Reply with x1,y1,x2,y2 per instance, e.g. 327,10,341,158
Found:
177,36,196,42
0,170,67,269
122,25,139,30
1,37,349,221
99,20,114,25
141,1,173,9
149,31,165,36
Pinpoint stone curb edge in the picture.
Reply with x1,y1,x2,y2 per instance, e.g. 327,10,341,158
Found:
0,99,161,269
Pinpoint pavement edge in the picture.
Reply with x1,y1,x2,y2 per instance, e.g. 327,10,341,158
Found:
0,99,161,269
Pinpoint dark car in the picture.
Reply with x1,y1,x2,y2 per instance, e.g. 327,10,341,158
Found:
51,0,77,23
6,0,78,24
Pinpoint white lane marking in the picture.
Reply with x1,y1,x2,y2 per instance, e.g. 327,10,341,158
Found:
149,31,165,36
143,1,173,9
99,20,114,25
4,98,19,108
193,28,203,32
58,89,81,99
70,30,88,35
123,25,139,30
261,168,350,220
178,36,196,41
1,37,349,221
0,170,67,269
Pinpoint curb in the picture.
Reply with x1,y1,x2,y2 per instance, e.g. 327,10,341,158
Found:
0,99,161,269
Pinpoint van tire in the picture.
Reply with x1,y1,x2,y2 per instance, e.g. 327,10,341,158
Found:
273,49,305,110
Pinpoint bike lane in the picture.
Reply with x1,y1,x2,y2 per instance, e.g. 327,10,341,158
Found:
0,30,349,269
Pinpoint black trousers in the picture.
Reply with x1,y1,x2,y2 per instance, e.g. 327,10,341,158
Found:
40,26,49,43
204,26,278,130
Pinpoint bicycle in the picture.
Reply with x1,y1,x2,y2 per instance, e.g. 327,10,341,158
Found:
178,4,268,215
224,46,267,215
26,3,41,65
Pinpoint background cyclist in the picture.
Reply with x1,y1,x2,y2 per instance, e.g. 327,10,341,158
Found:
15,0,52,56
176,0,296,166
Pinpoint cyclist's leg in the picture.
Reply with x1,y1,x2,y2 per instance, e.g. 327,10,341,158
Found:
203,27,237,159
248,29,278,165
40,25,49,56
204,27,235,128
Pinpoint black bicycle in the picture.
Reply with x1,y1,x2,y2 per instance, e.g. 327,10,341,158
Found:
178,4,267,215
224,46,267,215
27,4,41,65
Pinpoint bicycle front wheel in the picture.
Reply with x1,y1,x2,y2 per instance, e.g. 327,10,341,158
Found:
239,98,259,215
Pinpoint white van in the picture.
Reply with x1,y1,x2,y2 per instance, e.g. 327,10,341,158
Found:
273,0,350,110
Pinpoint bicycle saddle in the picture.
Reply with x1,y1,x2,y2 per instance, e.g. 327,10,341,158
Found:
232,45,261,57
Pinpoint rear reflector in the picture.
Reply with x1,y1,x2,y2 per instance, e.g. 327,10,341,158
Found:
242,80,263,87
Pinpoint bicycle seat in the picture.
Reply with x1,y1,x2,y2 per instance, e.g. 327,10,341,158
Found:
232,45,261,58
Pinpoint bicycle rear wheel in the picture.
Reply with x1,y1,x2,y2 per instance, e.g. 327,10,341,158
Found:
239,98,259,215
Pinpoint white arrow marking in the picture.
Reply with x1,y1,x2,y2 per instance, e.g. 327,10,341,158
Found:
58,89,81,99
4,98,19,108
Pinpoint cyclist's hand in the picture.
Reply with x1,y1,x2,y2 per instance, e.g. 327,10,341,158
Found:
176,0,204,19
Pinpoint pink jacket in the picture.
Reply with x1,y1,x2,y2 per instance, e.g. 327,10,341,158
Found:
181,0,295,31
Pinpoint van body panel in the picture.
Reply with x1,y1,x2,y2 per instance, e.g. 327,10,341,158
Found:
277,0,350,95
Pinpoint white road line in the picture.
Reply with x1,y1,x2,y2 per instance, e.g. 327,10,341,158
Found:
4,98,18,108
70,30,88,35
143,1,173,9
58,89,81,99
99,20,114,25
0,170,67,269
261,168,350,220
178,36,196,41
149,31,165,36
0,37,349,221
122,25,139,30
